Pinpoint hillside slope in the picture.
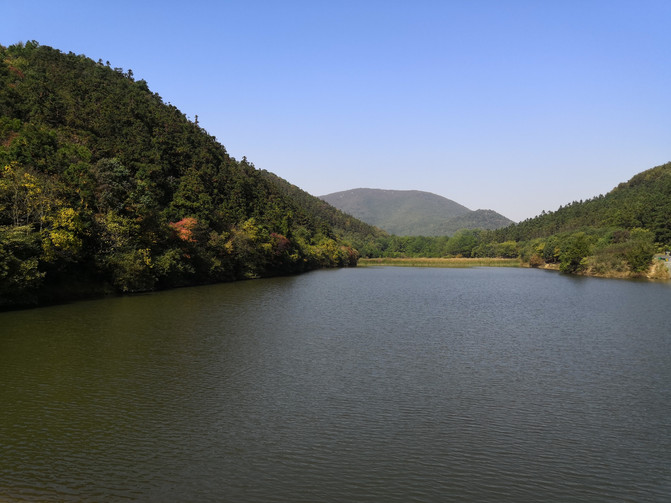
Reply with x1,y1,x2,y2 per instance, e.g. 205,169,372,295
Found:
493,161,671,244
0,42,370,307
320,188,512,236
474,161,671,277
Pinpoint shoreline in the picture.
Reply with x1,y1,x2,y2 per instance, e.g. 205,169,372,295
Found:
357,257,671,281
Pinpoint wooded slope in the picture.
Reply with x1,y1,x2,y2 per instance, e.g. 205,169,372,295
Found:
493,162,671,244
0,42,374,307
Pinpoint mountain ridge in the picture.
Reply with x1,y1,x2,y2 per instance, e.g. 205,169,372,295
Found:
320,188,512,236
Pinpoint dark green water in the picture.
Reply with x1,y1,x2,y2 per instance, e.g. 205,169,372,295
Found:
1,267,670,502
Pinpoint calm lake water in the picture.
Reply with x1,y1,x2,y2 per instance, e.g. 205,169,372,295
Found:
1,267,670,502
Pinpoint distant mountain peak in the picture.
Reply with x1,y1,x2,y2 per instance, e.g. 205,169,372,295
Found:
320,188,512,236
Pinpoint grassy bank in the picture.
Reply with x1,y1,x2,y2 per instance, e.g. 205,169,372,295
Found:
358,257,522,268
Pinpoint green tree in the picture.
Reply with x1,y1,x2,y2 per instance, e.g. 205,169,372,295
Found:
559,232,592,273
444,230,480,257
624,228,655,273
0,225,44,305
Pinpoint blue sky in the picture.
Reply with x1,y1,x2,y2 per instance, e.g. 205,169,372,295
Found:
3,0,669,222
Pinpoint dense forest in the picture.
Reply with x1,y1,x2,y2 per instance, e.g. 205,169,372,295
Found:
0,41,382,308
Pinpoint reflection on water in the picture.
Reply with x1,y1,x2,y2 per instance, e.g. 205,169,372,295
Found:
1,267,670,502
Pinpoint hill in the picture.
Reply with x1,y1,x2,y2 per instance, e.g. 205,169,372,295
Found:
0,41,377,308
480,161,671,277
493,161,671,244
320,188,512,236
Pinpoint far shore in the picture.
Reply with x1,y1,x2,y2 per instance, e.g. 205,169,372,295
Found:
357,257,522,268
358,256,671,281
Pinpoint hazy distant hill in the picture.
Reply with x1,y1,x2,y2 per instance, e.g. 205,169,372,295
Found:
320,188,513,236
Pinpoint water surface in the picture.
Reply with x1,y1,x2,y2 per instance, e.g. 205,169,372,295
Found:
1,267,670,501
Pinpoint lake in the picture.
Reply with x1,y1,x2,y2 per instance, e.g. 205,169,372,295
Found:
1,267,670,502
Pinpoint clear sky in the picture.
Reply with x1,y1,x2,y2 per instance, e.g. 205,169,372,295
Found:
3,0,669,222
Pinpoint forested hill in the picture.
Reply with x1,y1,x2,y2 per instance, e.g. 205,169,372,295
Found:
0,41,371,308
320,188,512,236
493,162,671,244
